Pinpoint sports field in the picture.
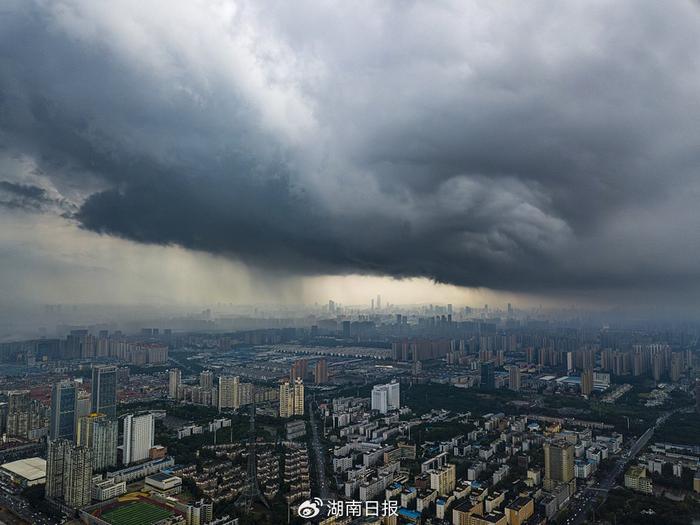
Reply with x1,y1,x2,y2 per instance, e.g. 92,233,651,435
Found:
101,501,172,525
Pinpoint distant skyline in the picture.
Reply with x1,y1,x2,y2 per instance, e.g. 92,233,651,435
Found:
3,1,700,312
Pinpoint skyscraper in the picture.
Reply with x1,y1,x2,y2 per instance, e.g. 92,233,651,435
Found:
74,390,91,442
480,361,495,390
46,439,93,509
544,440,575,491
63,444,93,508
46,439,70,500
50,381,77,441
77,413,118,471
91,365,117,418
218,376,240,410
168,368,181,399
122,412,154,465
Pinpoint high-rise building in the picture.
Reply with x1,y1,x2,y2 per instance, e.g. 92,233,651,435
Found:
5,390,47,439
122,412,154,465
6,390,30,438
290,359,308,382
218,376,240,410
371,381,400,414
376,294,381,310
652,354,664,382
74,390,91,442
314,359,328,384
199,370,214,390
480,361,495,390
670,353,683,382
46,439,93,508
509,366,521,392
63,444,93,508
91,365,117,418
580,369,593,397
566,351,574,372
429,463,456,496
544,440,575,491
168,368,181,399
50,381,77,441
46,439,70,500
77,413,117,472
279,379,305,418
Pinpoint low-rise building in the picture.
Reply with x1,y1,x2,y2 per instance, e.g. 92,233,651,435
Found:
145,472,183,496
624,465,653,494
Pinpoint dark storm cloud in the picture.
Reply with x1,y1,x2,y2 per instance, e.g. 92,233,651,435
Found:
0,180,76,213
2,0,700,294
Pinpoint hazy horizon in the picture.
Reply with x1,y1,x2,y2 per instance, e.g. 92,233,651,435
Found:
3,1,700,316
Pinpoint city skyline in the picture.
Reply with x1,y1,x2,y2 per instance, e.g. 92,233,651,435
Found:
1,2,700,523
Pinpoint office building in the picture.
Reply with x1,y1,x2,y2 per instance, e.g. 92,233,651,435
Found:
91,365,117,418
544,440,575,491
78,413,118,472
168,368,181,399
371,381,400,414
217,376,240,410
122,413,155,465
74,391,91,442
480,361,495,390
50,381,77,441
279,379,305,418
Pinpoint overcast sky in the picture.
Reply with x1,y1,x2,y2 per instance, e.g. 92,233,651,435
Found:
2,0,700,310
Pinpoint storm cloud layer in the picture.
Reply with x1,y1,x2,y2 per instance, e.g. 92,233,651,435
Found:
2,0,700,294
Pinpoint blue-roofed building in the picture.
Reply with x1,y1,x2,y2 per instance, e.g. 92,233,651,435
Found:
398,507,421,523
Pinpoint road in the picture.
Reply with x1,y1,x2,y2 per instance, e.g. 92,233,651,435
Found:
0,490,57,525
308,400,331,500
566,410,676,525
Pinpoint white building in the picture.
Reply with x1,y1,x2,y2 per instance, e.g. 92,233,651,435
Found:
371,381,400,414
92,476,127,501
122,413,155,465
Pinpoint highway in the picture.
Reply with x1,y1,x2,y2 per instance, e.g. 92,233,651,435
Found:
566,410,675,525
308,400,331,500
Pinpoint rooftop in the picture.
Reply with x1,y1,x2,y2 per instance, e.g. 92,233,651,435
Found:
0,457,46,481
